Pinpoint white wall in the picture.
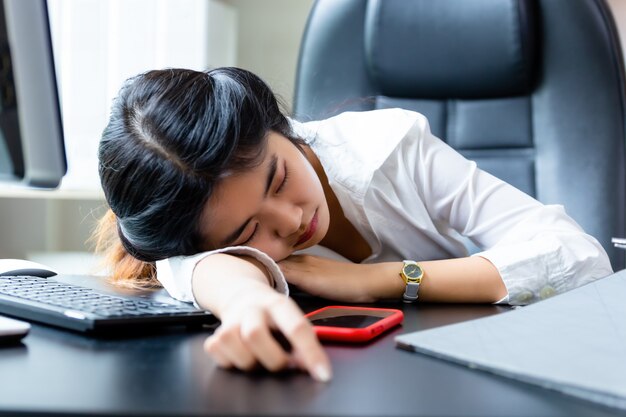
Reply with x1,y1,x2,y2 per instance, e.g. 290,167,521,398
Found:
0,197,107,258
228,0,313,112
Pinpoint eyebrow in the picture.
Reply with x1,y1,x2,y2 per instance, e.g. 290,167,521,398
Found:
220,154,278,246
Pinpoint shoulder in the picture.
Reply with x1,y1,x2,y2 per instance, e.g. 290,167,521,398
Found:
292,108,426,144
293,108,429,162
292,108,431,190
324,107,423,128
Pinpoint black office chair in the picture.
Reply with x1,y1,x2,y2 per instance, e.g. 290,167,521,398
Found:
293,0,626,270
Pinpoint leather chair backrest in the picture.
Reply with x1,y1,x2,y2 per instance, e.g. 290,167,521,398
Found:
294,0,626,270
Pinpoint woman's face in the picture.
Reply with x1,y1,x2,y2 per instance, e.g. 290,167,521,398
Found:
198,131,330,261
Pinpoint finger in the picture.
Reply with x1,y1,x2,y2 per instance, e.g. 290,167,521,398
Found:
240,311,291,372
203,334,233,369
268,298,332,382
212,325,259,371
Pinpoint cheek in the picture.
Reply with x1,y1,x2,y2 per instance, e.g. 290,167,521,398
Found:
296,164,325,203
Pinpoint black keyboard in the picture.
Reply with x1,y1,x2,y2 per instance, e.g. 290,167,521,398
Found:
0,275,215,333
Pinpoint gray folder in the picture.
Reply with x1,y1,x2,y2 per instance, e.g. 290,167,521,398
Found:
395,269,626,410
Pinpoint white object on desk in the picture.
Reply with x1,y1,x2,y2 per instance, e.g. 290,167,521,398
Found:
0,315,30,343
396,269,626,410
0,259,57,277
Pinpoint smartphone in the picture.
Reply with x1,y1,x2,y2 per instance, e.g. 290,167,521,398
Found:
305,306,403,343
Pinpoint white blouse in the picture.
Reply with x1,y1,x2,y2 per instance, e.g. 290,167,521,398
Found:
156,108,613,306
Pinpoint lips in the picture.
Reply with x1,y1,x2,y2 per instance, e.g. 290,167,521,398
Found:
296,211,318,247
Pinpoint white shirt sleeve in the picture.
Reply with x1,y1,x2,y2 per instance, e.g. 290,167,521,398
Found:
412,118,613,305
156,246,289,308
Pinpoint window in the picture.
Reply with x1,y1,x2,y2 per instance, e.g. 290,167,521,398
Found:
47,0,236,191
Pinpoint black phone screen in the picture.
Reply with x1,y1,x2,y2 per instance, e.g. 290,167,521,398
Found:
309,315,382,328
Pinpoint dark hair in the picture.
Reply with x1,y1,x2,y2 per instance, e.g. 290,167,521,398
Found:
97,67,297,273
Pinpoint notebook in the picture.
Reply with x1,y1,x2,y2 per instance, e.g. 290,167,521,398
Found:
395,269,626,410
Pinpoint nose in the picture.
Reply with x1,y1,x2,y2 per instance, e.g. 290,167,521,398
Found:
262,199,303,239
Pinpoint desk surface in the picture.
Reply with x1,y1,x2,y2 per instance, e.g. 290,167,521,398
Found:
0,275,620,417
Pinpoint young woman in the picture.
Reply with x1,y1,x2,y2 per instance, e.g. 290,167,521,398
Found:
95,67,612,383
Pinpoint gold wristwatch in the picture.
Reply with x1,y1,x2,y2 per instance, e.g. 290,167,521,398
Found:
399,260,423,303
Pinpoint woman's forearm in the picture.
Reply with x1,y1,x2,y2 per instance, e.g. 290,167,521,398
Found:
191,254,272,317
366,256,508,303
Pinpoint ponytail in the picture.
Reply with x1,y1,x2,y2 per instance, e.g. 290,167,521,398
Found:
92,209,159,289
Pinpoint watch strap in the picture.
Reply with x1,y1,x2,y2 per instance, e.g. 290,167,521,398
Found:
403,282,420,302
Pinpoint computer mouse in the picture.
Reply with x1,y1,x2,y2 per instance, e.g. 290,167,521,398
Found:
0,314,30,344
0,259,58,278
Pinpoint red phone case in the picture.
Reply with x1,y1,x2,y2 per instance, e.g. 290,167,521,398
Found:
305,306,404,343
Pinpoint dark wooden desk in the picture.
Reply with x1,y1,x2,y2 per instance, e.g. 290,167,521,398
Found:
0,277,619,416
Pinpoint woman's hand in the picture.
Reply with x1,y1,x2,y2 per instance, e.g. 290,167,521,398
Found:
279,255,403,302
203,281,332,382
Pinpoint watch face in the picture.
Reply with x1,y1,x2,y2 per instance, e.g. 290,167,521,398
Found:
404,263,422,280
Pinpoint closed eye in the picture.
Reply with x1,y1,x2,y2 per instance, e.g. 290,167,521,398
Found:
276,163,289,194
241,223,259,245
